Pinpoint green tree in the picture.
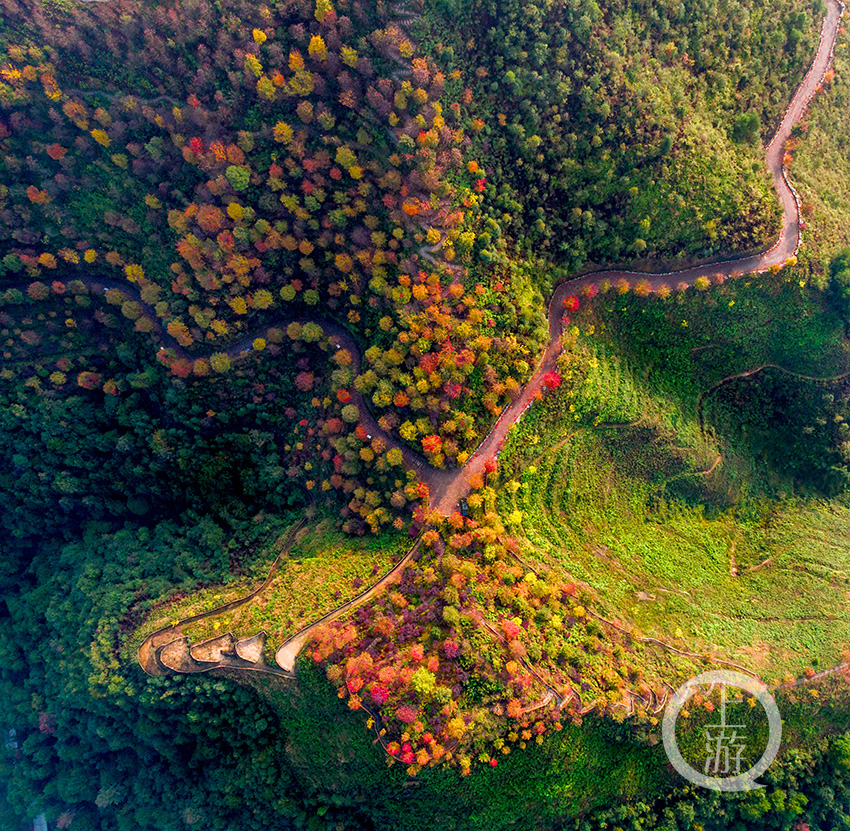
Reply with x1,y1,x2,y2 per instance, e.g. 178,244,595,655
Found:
731,111,761,143
225,165,251,191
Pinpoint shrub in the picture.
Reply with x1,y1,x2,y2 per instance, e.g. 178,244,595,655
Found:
27,282,49,301
442,606,461,626
210,352,231,373
395,704,419,723
634,279,652,297
225,165,251,191
341,404,360,423
410,667,436,698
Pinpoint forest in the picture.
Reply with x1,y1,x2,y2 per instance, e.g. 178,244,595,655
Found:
0,0,849,827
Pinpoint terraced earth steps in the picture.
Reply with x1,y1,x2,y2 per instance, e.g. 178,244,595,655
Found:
156,632,291,677
139,628,191,676
235,632,267,663
158,636,219,674
137,519,305,676
191,633,238,663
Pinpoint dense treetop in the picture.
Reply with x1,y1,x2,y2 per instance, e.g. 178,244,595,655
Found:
1,0,849,827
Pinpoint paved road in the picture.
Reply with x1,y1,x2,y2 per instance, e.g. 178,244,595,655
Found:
83,0,841,678
46,0,845,526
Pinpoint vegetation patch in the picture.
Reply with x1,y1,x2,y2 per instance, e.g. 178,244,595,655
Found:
498,292,850,686
141,519,406,662
790,20,850,268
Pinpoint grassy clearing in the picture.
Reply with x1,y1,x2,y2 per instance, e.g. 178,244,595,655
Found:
498,331,850,685
591,275,850,407
132,518,408,663
581,275,850,495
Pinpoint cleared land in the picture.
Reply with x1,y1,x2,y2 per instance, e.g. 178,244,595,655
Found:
498,294,850,685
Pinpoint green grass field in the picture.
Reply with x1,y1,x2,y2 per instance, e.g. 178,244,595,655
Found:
498,307,850,685
502,422,850,683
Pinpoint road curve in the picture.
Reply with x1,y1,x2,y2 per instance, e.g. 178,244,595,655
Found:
274,535,424,671
447,0,845,511
549,0,844,308
98,0,844,679
60,0,845,525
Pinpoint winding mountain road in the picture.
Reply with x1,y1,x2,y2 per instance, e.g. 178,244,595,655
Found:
429,0,845,514
126,0,849,679
91,0,847,522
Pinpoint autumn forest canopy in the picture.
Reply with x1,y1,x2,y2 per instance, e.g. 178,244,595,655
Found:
1,0,850,827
